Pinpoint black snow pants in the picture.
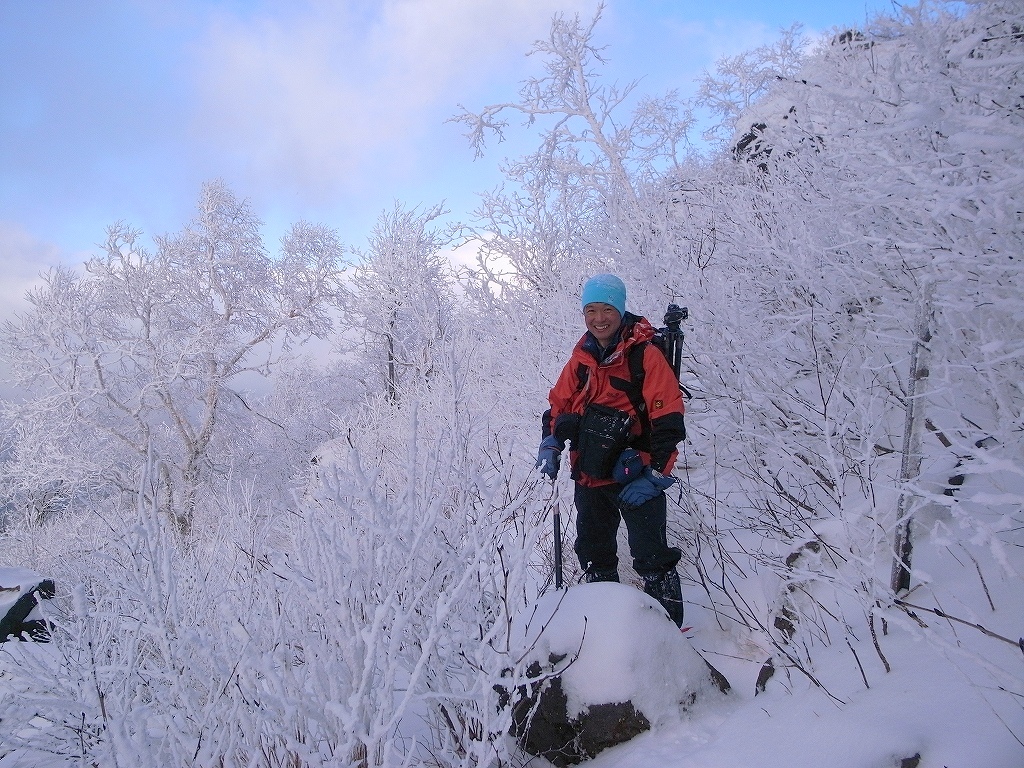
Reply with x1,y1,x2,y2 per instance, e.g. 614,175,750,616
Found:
573,483,681,578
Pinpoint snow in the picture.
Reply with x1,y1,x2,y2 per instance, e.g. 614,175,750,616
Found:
510,582,717,724
1,0,1023,766
519,596,1020,766
12,517,1020,767
665,502,1024,766
581,625,1024,768
499,557,1024,768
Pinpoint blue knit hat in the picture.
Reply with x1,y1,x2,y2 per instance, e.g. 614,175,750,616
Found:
581,274,626,316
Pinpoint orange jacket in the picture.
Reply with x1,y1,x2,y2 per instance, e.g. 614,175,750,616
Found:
544,313,685,487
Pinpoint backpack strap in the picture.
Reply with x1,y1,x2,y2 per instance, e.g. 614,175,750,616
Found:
575,362,589,392
616,342,652,451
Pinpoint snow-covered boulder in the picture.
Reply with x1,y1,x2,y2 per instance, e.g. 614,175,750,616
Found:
0,567,54,643
505,582,728,765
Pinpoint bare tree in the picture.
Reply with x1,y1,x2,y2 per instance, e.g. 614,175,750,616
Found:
452,2,696,268
342,203,454,402
1,180,345,534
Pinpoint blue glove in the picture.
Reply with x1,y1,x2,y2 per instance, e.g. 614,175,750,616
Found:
612,448,645,485
536,436,562,480
618,467,675,508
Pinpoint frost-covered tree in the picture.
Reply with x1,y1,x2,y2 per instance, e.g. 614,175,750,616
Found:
0,180,345,534
342,203,454,402
456,0,1024,694
0,417,546,767
637,1,1024,687
697,23,808,146
709,0,1024,594
453,2,697,278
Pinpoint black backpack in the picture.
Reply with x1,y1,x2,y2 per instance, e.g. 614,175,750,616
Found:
621,304,690,447
637,304,688,393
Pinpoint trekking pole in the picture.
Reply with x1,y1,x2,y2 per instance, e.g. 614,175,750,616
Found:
550,480,564,590
536,476,565,593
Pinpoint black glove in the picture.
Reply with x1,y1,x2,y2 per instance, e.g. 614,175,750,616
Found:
536,436,562,480
619,467,675,508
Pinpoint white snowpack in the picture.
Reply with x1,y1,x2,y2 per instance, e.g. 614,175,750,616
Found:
510,582,716,725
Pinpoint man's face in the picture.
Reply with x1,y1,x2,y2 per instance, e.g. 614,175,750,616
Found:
584,302,622,346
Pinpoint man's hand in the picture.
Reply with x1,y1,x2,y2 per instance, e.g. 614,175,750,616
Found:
536,436,562,480
618,467,675,508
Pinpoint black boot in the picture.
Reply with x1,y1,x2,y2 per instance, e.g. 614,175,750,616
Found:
583,567,620,583
642,569,684,627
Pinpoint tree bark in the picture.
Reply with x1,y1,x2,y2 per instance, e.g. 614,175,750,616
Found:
890,284,934,594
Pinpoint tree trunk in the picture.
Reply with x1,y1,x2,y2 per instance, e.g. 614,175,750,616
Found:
890,285,934,594
385,310,398,403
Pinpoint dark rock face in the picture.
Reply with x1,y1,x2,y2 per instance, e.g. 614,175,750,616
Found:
0,570,55,643
509,658,651,767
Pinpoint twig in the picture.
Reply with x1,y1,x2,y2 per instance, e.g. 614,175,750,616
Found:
869,611,891,673
846,637,870,689
729,581,847,705
894,599,1023,655
964,546,996,612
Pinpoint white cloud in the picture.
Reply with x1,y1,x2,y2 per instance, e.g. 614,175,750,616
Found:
0,222,64,322
666,17,780,66
0,223,73,400
444,238,484,272
189,0,593,202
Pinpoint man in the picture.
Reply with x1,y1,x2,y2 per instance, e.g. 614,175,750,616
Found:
536,274,687,627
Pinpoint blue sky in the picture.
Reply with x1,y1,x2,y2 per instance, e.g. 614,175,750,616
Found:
0,0,891,307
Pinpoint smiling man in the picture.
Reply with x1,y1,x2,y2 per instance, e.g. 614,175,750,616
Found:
536,274,688,627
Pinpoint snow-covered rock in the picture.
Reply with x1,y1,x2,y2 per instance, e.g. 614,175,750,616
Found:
505,582,728,765
0,567,54,643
